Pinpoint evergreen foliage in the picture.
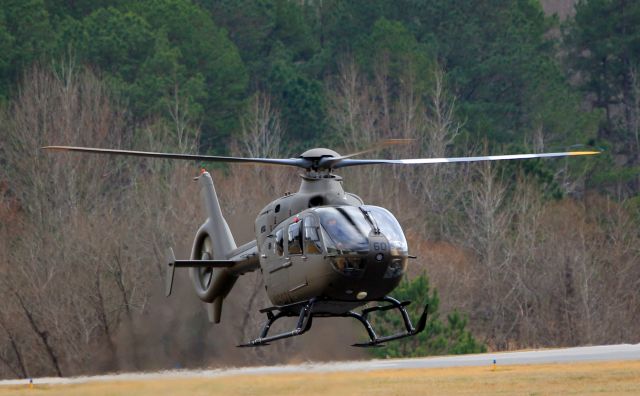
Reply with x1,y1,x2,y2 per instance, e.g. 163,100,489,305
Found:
370,274,486,358
0,0,638,364
564,0,640,195
0,0,612,156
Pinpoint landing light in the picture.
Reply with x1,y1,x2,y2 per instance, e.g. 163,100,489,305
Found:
356,291,368,300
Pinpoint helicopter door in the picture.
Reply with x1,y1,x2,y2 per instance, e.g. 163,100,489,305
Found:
286,220,307,298
264,227,291,304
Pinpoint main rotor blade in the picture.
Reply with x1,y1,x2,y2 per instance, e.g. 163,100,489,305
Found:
320,139,414,169
41,146,308,168
339,139,414,159
333,150,600,169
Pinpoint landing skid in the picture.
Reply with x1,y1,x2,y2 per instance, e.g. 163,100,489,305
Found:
237,296,428,348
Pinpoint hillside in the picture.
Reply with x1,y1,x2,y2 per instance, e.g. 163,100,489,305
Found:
0,0,638,379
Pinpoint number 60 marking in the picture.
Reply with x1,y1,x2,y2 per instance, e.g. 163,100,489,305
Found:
373,242,388,251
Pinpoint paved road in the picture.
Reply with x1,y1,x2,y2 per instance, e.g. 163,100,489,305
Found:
1,343,639,386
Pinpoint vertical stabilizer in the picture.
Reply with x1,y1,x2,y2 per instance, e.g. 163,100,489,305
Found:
198,171,237,257
189,171,239,321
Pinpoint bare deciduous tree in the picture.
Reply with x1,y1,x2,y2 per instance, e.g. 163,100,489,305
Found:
1,57,639,380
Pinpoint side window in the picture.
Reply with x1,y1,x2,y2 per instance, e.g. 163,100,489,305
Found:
288,222,302,255
303,216,323,254
262,237,272,258
275,229,284,256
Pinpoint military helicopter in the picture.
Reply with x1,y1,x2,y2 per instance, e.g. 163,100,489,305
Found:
42,142,599,347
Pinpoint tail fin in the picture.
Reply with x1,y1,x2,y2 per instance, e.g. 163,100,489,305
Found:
197,170,236,257
189,170,238,322
166,170,258,323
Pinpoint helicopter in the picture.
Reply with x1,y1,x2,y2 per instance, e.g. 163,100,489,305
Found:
42,142,599,347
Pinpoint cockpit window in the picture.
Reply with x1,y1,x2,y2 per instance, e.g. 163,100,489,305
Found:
362,206,408,254
303,216,323,254
288,221,302,255
316,207,370,254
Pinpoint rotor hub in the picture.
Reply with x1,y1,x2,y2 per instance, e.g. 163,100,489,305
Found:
299,148,341,159
298,148,342,172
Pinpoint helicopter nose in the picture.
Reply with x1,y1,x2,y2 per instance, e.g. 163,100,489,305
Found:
367,233,407,280
368,234,391,269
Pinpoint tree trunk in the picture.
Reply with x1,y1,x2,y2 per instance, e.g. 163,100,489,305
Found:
14,292,63,377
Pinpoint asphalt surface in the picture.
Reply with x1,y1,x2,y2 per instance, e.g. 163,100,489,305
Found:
1,343,639,386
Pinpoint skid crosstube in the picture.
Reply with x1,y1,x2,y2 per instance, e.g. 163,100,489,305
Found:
237,296,428,347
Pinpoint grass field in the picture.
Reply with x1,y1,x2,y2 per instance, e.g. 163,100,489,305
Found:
2,361,639,395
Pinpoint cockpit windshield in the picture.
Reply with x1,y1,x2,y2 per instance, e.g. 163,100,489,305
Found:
315,206,407,255
362,205,408,254
316,206,370,254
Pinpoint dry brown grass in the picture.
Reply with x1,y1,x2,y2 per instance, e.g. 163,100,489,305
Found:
2,361,640,396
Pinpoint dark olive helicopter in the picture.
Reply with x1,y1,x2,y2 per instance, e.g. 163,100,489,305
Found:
43,143,598,347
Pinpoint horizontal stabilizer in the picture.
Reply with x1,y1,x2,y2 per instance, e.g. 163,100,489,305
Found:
172,259,236,268
166,247,236,298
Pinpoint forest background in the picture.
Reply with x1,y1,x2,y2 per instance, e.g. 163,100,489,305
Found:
0,0,639,379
